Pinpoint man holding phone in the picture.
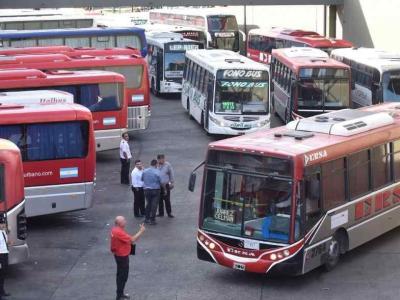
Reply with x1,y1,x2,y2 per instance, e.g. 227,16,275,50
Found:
110,216,145,300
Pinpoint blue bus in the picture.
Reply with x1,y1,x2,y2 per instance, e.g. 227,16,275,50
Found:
0,27,148,57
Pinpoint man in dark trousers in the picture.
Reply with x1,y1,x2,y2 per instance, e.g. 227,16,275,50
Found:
0,214,10,300
131,160,145,217
119,133,132,185
142,159,162,225
157,154,175,218
110,216,145,300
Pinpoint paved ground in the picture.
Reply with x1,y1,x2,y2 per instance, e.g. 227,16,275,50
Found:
7,95,400,300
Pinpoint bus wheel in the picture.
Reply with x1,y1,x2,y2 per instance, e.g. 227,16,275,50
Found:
324,232,346,271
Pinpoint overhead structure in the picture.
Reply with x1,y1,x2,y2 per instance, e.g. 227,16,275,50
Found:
0,0,343,9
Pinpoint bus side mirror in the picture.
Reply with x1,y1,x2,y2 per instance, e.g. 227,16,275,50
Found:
188,172,197,192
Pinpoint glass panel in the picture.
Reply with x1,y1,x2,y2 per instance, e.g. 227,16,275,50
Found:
348,151,370,199
26,122,88,161
24,21,41,30
65,37,90,48
5,22,23,30
116,34,141,49
91,35,115,48
304,170,322,231
372,144,391,189
202,168,293,243
383,71,400,102
215,69,269,115
322,158,346,210
77,20,93,28
207,16,238,31
41,20,59,29
0,125,24,157
105,65,143,89
164,52,185,78
38,38,63,46
10,39,37,47
394,140,400,181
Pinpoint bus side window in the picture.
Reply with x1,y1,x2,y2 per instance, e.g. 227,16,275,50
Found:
183,58,188,80
348,150,371,200
393,140,400,181
304,166,322,230
322,158,347,210
199,68,205,93
203,71,209,95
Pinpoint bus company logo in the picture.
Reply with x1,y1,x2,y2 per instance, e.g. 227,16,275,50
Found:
40,97,67,105
226,247,256,257
304,150,328,166
223,70,263,79
24,171,53,178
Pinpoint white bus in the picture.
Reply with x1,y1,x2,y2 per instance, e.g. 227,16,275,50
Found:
146,31,203,95
331,48,400,107
0,15,94,30
182,49,270,135
149,8,240,52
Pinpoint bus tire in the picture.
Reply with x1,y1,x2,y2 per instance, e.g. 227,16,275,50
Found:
324,231,347,272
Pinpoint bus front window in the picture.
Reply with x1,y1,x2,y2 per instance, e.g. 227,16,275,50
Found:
202,151,295,243
207,16,238,31
383,71,400,101
215,80,268,115
164,52,185,79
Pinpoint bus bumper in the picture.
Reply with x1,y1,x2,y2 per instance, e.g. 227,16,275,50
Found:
7,200,29,264
208,119,270,135
95,128,126,152
127,105,150,131
24,182,94,217
160,81,182,93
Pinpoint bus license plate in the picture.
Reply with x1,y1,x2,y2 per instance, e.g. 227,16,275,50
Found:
231,122,251,129
233,262,246,271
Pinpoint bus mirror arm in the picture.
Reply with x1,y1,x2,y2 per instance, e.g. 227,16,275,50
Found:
351,79,355,90
188,161,205,192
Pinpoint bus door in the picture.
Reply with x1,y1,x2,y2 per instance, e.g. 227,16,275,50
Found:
148,45,161,94
157,49,164,91
204,72,215,130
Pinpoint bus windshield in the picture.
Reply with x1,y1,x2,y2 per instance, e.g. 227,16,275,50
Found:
383,71,400,101
207,16,238,31
215,70,269,115
298,68,350,109
164,52,185,78
202,151,295,243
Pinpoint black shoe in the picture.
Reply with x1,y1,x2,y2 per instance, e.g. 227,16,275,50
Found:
150,221,157,225
116,294,130,300
168,214,175,218
157,214,164,217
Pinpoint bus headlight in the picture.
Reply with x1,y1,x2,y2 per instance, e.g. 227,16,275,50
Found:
256,120,269,128
209,115,225,127
132,94,145,102
269,253,277,261
209,242,215,250
283,250,290,257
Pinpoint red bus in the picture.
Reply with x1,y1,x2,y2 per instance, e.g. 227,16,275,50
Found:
190,103,400,275
0,139,29,264
0,51,150,131
0,68,126,152
247,28,353,64
271,47,351,123
0,103,95,217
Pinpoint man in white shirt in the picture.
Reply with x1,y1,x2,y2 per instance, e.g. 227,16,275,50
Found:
0,215,10,299
119,132,132,185
131,160,145,217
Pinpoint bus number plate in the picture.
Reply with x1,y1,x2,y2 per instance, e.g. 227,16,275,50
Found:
233,262,245,271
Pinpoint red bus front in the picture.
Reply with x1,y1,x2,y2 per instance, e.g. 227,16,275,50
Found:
0,139,29,264
197,148,308,275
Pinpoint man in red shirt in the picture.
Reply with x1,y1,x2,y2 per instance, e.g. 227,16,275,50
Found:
111,216,145,300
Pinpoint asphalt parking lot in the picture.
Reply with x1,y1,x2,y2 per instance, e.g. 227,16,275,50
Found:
7,95,400,300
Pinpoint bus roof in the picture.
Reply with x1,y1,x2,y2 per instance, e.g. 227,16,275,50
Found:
186,49,269,75
0,90,74,105
0,103,92,124
0,46,141,57
0,53,146,67
331,47,400,73
209,103,400,167
0,69,125,87
0,15,93,22
249,27,353,49
0,26,145,38
146,32,201,48
150,8,235,18
272,47,349,73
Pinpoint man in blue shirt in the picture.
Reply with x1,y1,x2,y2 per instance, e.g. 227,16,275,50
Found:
142,159,162,225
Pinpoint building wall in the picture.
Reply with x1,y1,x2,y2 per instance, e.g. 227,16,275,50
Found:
342,0,398,51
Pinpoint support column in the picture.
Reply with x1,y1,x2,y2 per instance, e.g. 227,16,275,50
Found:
328,5,337,38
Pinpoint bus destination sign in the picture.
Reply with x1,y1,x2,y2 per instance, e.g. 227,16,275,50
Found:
222,69,264,80
167,43,200,52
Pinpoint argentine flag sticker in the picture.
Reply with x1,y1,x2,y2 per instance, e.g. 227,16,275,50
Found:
60,167,79,179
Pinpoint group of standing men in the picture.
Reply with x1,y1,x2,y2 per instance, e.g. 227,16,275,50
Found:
119,133,175,225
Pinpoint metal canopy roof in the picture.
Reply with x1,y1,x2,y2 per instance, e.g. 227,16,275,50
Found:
0,0,344,9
